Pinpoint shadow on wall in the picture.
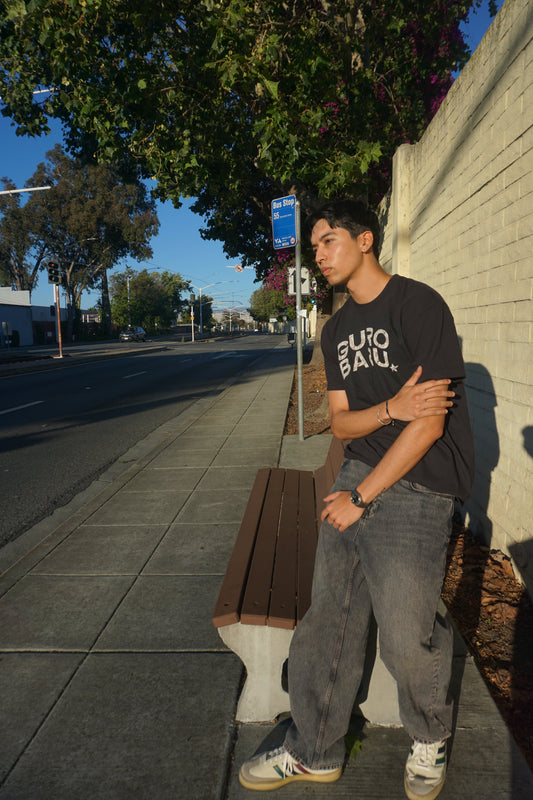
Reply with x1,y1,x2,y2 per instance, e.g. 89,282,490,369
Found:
463,362,499,548
522,426,533,458
461,362,533,791
510,427,533,600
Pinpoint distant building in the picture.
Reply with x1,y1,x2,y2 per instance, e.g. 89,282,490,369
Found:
0,287,33,346
0,286,84,347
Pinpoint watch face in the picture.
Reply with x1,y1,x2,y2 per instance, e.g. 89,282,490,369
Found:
351,490,367,507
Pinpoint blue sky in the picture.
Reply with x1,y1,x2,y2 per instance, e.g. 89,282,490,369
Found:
1,0,503,309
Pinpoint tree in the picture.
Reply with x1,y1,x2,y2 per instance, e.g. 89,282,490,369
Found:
110,268,190,332
180,293,215,333
0,1,497,283
248,285,294,324
34,146,159,338
0,146,159,339
0,180,49,295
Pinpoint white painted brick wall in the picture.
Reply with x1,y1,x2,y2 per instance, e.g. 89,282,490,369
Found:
380,0,533,598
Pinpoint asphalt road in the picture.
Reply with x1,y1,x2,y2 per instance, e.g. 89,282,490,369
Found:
0,334,283,547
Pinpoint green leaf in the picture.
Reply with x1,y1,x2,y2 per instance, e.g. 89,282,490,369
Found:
345,733,363,761
5,1,27,21
262,78,279,100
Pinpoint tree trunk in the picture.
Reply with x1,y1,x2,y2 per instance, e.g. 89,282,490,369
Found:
100,268,112,337
66,290,76,342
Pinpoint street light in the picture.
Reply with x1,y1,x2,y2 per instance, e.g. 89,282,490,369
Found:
189,280,236,336
215,305,245,332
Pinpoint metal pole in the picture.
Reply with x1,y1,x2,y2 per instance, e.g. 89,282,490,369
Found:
199,288,203,335
191,306,195,342
55,284,63,359
295,200,304,441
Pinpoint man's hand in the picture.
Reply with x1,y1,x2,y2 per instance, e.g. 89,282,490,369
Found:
321,490,364,532
389,366,454,422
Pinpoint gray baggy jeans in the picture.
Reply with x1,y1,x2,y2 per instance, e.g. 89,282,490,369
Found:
284,457,455,770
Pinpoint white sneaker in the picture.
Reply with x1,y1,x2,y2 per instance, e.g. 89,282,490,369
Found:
239,746,342,791
404,739,447,800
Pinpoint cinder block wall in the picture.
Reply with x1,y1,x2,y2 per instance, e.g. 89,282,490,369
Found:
379,0,533,597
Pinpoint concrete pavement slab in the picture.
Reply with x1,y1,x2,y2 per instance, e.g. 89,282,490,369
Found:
0,653,84,781
196,466,260,491
232,418,286,435
0,653,242,800
0,575,134,650
176,488,251,525
162,433,230,450
148,448,219,468
122,466,206,492
30,524,168,575
85,490,191,526
212,443,281,468
280,433,334,471
93,575,224,652
142,522,240,574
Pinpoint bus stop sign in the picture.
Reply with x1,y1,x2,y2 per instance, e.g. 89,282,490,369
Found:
271,195,297,249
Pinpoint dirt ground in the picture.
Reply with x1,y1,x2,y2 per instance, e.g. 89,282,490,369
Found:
284,362,533,771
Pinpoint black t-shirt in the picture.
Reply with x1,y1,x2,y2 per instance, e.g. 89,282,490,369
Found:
321,274,475,502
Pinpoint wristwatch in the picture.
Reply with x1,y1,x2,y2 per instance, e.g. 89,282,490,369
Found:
350,488,370,508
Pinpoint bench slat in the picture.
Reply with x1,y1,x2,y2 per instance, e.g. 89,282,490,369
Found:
212,468,271,628
268,469,300,629
240,468,286,625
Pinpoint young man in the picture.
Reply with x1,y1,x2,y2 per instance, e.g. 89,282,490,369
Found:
239,199,475,800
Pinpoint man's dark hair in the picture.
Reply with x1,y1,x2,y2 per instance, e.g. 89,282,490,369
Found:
306,199,381,256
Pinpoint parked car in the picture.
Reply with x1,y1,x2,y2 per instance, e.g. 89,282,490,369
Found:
119,326,146,342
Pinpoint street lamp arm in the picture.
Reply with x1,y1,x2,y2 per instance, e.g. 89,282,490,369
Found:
0,185,52,195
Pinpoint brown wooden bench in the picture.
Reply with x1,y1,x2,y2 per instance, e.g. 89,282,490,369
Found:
212,436,345,722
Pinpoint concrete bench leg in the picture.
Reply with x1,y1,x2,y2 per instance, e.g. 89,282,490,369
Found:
217,622,293,723
217,622,401,726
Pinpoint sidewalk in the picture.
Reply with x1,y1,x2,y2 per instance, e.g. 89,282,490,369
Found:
0,344,532,799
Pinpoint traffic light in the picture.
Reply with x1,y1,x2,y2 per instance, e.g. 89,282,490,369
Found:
47,262,62,284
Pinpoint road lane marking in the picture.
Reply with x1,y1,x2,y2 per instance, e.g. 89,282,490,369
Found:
122,371,147,379
0,400,44,416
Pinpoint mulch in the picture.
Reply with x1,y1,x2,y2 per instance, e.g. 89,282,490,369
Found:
284,363,533,771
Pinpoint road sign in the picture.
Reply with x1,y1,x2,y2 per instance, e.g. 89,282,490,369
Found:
271,195,297,249
288,267,310,295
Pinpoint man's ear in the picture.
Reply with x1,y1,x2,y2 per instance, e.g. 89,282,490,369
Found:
359,230,374,254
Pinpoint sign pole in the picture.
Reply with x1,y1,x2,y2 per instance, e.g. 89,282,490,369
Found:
270,193,303,440
295,200,304,441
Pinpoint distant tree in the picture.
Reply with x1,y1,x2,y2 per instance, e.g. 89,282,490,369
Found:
110,268,190,332
249,286,294,324
0,179,48,295
180,292,215,333
24,146,159,339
